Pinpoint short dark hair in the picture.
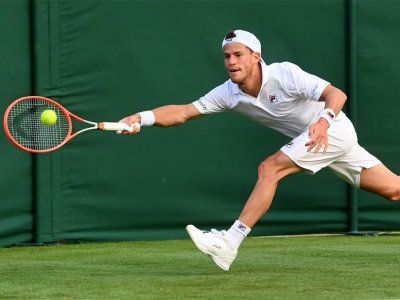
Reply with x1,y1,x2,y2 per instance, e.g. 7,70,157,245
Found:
224,30,253,53
224,31,236,40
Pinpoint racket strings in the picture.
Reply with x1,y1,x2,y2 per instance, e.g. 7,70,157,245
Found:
7,98,70,151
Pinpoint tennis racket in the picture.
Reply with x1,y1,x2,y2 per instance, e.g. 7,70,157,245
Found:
3,96,138,154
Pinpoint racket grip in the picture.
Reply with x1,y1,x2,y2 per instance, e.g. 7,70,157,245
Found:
99,122,140,132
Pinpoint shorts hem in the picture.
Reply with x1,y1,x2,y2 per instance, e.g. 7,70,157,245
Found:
280,147,317,175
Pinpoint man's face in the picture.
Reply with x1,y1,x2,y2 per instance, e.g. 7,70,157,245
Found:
223,42,260,84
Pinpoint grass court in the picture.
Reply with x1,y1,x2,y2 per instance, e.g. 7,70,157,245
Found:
0,235,399,299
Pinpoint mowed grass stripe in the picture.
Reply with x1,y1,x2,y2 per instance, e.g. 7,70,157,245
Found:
0,236,399,299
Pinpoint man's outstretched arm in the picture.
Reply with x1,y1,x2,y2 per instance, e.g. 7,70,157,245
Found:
119,104,202,134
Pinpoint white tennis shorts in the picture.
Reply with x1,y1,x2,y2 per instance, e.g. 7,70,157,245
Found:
280,112,381,187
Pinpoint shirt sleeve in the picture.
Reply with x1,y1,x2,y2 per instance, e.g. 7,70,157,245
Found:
281,62,330,101
192,82,230,114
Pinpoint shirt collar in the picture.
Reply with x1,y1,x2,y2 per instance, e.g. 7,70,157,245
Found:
260,60,270,86
229,61,270,95
231,82,241,95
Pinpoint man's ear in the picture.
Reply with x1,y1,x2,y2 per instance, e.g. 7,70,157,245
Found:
253,52,261,64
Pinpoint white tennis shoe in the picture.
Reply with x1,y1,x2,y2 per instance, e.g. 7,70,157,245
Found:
186,224,237,271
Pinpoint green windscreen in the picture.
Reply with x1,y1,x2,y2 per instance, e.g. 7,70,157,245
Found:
1,0,398,247
0,0,33,247
32,0,348,242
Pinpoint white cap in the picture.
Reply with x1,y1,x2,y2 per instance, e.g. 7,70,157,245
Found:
221,30,261,54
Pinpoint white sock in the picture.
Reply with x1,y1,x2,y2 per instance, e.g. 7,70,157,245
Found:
225,220,251,250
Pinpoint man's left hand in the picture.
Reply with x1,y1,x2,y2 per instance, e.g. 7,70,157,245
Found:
305,118,330,154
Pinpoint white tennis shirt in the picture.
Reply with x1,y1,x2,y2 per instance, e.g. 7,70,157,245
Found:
192,62,333,138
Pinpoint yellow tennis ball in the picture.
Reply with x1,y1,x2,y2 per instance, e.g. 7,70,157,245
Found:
40,109,57,125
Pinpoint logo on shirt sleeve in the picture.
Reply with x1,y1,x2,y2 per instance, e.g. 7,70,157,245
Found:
198,100,207,111
269,94,278,103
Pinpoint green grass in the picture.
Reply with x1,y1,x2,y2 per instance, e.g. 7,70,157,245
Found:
0,236,399,299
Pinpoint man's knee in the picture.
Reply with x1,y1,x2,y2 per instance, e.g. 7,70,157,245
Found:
257,154,289,183
383,175,400,201
386,184,400,201
360,165,400,201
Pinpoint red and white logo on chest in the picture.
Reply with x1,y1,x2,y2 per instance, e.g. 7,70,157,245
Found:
269,94,278,103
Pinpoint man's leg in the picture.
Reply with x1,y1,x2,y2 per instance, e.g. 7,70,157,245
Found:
238,150,303,228
186,150,303,271
360,163,400,201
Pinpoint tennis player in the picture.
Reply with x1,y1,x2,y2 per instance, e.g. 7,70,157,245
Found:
119,30,400,271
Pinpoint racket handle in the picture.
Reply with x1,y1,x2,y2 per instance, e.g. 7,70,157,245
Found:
98,122,140,132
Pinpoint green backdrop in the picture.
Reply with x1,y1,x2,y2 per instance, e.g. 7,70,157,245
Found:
0,0,33,247
356,1,400,230
0,0,398,247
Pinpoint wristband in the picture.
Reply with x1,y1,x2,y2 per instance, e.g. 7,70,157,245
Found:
319,108,336,126
138,111,155,126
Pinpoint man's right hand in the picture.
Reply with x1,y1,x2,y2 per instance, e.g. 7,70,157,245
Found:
118,114,141,135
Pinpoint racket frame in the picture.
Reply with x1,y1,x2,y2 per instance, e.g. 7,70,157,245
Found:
3,96,126,154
